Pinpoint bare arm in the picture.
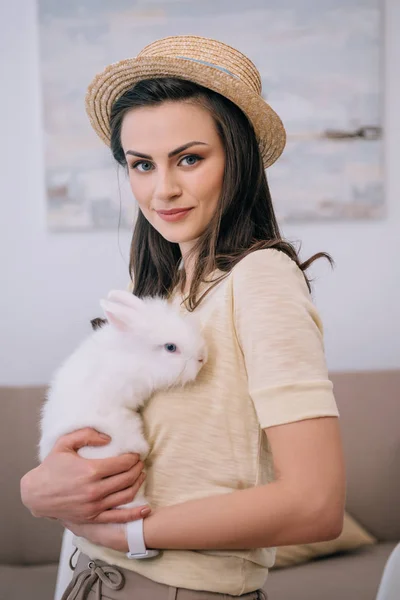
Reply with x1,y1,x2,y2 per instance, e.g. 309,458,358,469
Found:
145,416,345,550
75,416,345,551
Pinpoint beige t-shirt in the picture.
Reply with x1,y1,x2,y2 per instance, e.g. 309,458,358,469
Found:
75,249,339,595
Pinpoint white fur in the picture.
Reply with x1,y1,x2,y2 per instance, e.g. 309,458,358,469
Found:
38,290,207,509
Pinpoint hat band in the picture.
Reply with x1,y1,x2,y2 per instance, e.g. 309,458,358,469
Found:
176,56,239,80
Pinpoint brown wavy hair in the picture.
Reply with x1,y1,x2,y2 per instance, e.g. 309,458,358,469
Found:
107,77,332,312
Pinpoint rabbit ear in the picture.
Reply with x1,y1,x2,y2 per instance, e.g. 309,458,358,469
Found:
99,298,137,332
107,290,145,311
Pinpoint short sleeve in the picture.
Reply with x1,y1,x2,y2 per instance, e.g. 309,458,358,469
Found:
231,249,339,429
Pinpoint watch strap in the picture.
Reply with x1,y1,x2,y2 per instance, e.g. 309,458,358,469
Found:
125,519,160,559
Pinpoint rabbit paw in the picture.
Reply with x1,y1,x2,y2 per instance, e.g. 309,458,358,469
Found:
118,492,148,510
119,442,150,461
134,439,150,461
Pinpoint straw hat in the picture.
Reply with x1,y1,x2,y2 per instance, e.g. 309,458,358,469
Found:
85,35,286,168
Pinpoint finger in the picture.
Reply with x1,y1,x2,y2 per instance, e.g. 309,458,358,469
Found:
89,453,142,479
93,502,151,525
96,462,144,498
99,472,146,512
52,428,111,453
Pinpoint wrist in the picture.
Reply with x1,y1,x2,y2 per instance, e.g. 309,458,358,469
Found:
88,524,129,552
142,514,155,549
115,525,129,552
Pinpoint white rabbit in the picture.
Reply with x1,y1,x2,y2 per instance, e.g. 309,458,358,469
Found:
38,289,207,510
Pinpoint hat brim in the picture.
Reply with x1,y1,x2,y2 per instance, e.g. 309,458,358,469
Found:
85,56,286,169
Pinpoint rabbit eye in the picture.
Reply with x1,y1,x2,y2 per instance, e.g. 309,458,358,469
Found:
164,343,177,353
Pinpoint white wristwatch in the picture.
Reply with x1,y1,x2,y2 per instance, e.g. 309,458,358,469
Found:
125,519,160,559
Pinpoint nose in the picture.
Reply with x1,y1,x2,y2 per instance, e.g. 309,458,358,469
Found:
153,168,181,202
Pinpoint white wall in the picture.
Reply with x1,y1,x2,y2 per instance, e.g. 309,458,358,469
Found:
0,0,399,386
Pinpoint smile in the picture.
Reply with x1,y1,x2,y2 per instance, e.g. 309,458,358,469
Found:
156,208,194,222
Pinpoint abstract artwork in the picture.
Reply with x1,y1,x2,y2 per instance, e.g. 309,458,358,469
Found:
38,0,383,231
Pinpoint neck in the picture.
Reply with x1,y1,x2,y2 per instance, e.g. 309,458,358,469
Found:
179,240,198,294
183,260,194,295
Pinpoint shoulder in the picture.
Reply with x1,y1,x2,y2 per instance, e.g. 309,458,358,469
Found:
231,248,308,296
231,249,324,335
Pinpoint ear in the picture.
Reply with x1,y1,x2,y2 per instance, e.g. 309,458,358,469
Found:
99,298,136,332
107,290,145,311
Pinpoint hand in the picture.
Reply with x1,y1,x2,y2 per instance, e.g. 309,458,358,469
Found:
61,521,129,553
20,427,150,524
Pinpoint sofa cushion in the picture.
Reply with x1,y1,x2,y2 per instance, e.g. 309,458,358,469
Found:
265,542,396,600
0,563,58,600
273,511,376,569
330,370,400,541
0,386,63,565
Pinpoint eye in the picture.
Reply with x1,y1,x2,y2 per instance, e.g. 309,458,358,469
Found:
179,154,203,167
131,160,154,172
164,343,177,353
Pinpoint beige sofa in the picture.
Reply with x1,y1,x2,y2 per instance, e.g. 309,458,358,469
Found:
2,370,399,600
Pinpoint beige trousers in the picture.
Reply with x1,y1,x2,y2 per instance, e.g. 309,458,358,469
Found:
60,551,268,600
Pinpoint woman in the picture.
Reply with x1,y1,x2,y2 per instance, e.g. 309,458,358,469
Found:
21,35,345,598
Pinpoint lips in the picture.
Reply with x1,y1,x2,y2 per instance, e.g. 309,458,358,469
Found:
156,207,194,222
156,208,192,215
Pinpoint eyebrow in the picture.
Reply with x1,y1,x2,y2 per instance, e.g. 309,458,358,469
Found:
125,141,209,160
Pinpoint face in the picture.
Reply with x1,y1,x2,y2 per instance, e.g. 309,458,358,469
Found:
120,101,225,256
